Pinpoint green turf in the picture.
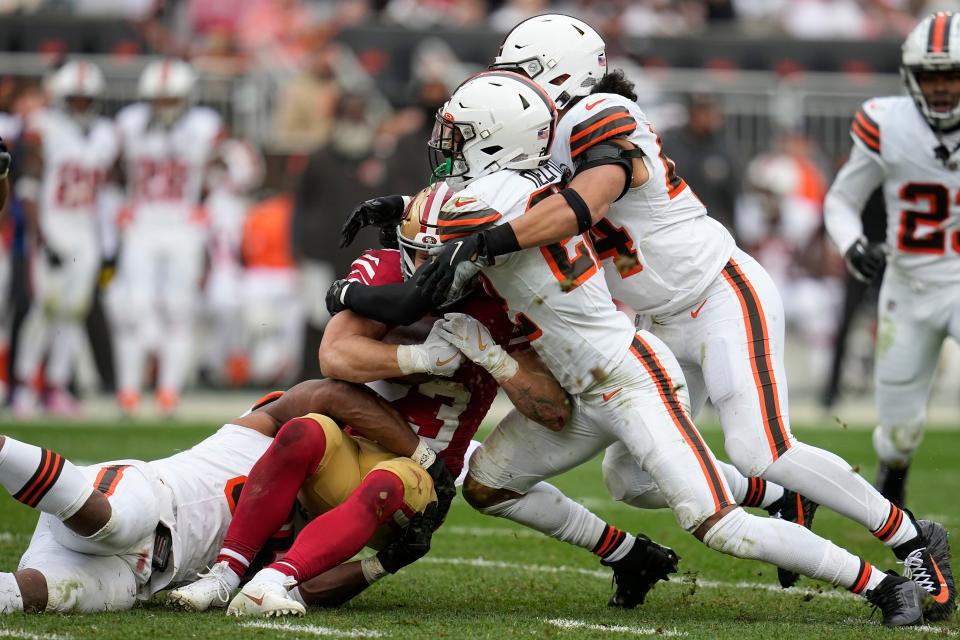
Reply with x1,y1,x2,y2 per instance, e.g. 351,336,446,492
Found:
0,421,958,639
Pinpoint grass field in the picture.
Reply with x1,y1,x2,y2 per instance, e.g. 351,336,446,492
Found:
0,419,958,639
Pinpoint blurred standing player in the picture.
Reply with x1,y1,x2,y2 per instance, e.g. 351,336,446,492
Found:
110,58,225,417
825,12,960,508
12,61,118,418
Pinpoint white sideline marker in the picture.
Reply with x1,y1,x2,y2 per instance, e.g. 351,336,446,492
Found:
420,556,855,600
240,621,383,638
0,631,70,640
547,618,687,637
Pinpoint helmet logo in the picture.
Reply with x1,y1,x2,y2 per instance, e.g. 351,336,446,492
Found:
537,127,549,139
423,236,437,244
443,112,454,122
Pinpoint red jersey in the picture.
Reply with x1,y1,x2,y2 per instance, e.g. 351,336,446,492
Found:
344,249,514,476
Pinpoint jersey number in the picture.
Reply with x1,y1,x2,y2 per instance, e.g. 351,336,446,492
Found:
135,158,188,202
898,183,960,254
224,476,246,514
55,163,101,209
589,218,642,277
525,185,600,292
403,380,471,442
649,126,686,199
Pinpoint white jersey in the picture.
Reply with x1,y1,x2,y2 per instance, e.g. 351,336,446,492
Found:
26,109,118,245
116,103,223,229
145,423,272,594
552,93,735,316
437,164,634,394
826,96,960,284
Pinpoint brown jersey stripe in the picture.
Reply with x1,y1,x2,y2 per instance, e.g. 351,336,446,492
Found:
436,210,502,227
721,260,791,460
570,108,635,142
630,335,732,511
15,450,66,508
571,122,638,158
852,110,880,152
852,123,880,152
94,464,131,498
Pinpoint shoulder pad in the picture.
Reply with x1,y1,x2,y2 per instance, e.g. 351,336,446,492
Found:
438,193,502,240
574,139,644,201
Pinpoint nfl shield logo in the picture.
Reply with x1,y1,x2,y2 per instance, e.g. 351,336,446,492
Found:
598,53,607,68
537,127,549,140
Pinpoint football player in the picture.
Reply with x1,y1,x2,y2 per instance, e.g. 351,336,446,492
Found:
0,378,446,614
337,71,929,627
407,15,953,619
170,187,680,616
825,12,960,521
11,61,118,417
109,58,225,417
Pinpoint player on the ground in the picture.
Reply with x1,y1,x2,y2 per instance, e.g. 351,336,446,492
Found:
109,58,225,417
0,378,450,614
825,12,960,518
171,187,680,615
332,71,932,627
407,15,953,618
11,61,118,418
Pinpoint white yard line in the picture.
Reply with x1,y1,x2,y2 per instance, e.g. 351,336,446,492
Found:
240,621,383,638
0,631,70,640
546,618,687,637
420,556,855,601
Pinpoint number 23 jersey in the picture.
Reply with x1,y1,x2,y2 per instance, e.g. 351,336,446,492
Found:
842,96,960,284
552,93,736,317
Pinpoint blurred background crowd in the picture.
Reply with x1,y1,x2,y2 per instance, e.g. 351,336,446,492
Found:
1,0,958,419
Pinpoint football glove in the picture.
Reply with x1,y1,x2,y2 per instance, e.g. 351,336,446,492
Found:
844,237,885,283
340,195,407,248
438,313,518,383
325,279,353,317
417,234,488,305
425,457,456,527
375,502,439,574
43,244,63,269
396,319,463,376
0,136,10,179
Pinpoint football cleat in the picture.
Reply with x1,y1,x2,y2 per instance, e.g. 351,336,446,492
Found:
765,489,819,588
865,572,925,627
46,388,80,418
875,462,909,508
11,385,38,420
897,519,955,621
601,534,680,608
227,570,304,618
168,561,239,612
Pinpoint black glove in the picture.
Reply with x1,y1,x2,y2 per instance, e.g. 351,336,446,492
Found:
844,238,885,283
43,244,63,268
325,279,353,317
340,195,407,248
0,136,10,179
375,502,438,574
417,234,487,305
426,456,456,527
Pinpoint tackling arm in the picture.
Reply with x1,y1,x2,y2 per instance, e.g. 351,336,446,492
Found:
497,346,571,431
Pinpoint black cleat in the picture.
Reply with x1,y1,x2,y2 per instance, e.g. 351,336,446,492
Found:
601,534,680,608
865,572,925,627
896,519,955,622
765,489,819,588
875,462,909,508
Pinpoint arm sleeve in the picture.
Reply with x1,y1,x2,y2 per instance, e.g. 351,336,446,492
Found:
344,271,433,326
824,143,886,254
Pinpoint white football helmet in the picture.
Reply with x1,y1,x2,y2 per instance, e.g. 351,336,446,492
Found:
47,60,105,127
489,14,606,110
902,11,960,130
138,58,196,126
428,70,557,189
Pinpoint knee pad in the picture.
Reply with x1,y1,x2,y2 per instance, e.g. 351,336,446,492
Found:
601,445,665,509
27,559,137,613
724,431,784,478
354,469,405,524
873,420,924,467
275,414,336,474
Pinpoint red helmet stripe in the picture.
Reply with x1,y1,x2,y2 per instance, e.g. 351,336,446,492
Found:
929,12,952,53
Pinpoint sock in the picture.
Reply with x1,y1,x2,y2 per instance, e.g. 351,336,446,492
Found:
762,442,918,547
217,417,328,577
13,305,49,384
702,508,884,595
0,437,92,519
269,470,404,583
479,481,632,558
877,504,922,552
0,572,23,613
114,321,146,399
158,316,194,396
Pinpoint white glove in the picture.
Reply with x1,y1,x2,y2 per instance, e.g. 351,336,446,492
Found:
396,319,464,377
437,312,518,383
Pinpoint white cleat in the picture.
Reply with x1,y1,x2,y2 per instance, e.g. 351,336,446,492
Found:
168,561,240,612
227,569,304,618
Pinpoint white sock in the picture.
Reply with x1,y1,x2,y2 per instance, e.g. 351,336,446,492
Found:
13,305,50,383
763,442,918,546
703,507,883,595
158,317,194,394
0,437,93,519
479,481,634,560
114,322,146,396
0,572,23,613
